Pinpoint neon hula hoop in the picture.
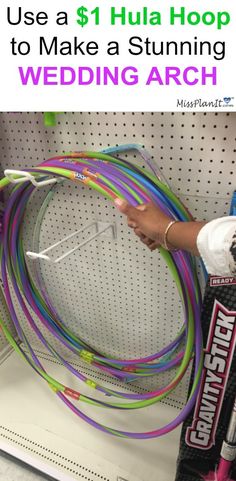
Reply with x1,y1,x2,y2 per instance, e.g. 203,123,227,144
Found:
0,151,204,439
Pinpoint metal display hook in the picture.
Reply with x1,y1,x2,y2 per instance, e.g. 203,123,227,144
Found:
26,221,116,264
4,169,58,188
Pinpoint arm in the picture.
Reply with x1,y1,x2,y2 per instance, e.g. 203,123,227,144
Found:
114,199,236,276
114,198,205,255
166,220,206,256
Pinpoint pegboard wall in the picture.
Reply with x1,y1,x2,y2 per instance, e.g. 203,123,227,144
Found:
0,112,235,409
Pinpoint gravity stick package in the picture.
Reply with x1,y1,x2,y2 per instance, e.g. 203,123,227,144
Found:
176,194,236,481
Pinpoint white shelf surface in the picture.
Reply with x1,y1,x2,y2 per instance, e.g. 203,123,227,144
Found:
0,350,181,481
0,452,52,481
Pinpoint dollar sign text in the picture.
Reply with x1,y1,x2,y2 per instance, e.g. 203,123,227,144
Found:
76,7,100,27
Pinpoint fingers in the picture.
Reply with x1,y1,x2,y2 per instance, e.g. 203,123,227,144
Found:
114,198,160,252
133,228,160,251
136,204,147,212
114,198,130,214
133,228,146,239
140,237,160,251
114,198,136,217
133,228,159,250
149,241,160,251
141,237,153,246
128,220,138,229
133,228,152,242
114,198,145,223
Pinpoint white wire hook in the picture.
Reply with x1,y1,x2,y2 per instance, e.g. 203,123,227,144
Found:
26,222,116,263
4,169,57,188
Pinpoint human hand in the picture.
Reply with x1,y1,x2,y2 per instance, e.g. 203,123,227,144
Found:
114,199,173,251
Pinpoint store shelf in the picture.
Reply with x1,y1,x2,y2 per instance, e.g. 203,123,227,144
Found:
0,350,181,481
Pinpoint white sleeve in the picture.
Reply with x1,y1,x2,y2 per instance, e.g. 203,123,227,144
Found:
196,217,236,276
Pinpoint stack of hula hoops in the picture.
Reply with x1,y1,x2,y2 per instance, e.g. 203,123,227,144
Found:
0,150,203,439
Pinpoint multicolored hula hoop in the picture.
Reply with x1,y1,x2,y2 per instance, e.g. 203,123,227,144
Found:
0,151,204,439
